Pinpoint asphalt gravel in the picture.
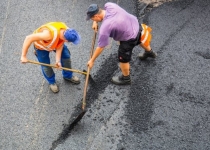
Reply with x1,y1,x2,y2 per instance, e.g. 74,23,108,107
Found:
0,0,209,150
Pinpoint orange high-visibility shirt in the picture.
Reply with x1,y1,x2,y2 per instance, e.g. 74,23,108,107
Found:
34,22,68,51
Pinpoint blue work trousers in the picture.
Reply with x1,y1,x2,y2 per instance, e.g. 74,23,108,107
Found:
34,44,73,84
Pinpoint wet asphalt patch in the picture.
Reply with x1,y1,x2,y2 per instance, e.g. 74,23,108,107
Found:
50,52,118,150
126,57,158,133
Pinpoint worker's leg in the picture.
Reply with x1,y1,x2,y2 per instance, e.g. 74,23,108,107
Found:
60,44,80,84
139,43,157,60
139,24,157,60
119,62,130,76
111,40,135,85
34,48,58,93
35,48,55,84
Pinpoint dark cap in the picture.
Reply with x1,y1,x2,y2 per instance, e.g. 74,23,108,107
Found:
86,4,99,20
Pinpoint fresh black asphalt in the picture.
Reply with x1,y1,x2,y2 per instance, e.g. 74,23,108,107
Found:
0,0,209,150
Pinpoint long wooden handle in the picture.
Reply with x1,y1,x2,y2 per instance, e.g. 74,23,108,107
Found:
82,31,97,110
27,60,87,75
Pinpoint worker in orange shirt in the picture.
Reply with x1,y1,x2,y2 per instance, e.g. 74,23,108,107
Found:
21,22,81,93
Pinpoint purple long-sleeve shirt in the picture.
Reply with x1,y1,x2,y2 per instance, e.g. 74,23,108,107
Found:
98,2,139,47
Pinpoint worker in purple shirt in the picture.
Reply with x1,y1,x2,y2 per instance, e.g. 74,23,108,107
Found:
86,2,157,85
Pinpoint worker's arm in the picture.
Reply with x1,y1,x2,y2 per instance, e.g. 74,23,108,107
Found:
55,45,63,68
21,30,51,63
87,46,104,69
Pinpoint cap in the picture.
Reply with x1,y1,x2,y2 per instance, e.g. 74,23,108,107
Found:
86,4,99,20
64,29,81,45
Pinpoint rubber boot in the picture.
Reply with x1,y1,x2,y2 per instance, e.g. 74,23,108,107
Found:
139,50,157,60
111,75,131,85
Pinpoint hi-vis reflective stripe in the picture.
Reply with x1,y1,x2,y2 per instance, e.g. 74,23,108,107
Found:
34,25,58,51
34,42,46,50
45,25,57,49
34,42,52,51
140,24,152,47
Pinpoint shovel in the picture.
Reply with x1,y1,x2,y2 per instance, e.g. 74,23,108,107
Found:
68,31,97,127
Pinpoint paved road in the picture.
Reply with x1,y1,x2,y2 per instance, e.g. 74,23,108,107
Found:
0,0,210,150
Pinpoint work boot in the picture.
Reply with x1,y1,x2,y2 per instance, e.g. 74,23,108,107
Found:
49,83,59,93
139,50,157,60
111,75,131,85
64,76,80,84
